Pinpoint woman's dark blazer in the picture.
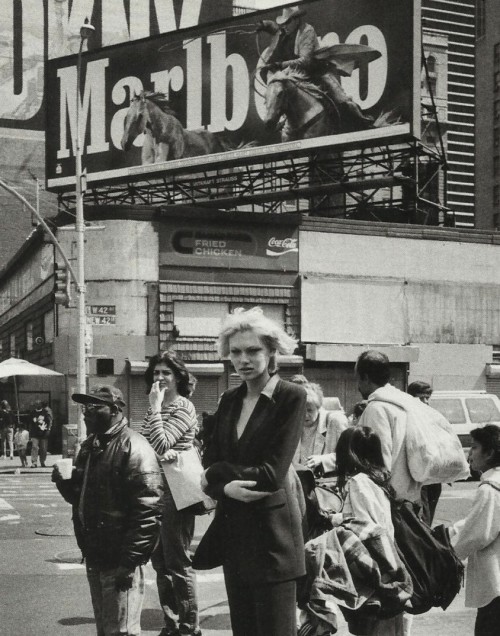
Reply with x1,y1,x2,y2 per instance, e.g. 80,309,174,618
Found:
193,376,307,584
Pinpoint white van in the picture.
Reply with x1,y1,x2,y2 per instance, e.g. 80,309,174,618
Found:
428,390,500,449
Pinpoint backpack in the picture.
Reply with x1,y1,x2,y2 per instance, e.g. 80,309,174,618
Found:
368,385,470,484
389,497,464,614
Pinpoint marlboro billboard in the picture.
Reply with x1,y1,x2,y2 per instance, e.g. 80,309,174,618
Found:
45,0,421,192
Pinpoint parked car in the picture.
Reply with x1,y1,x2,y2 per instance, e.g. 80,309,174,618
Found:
429,390,500,451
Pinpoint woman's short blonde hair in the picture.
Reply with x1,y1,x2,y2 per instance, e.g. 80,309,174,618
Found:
218,307,297,373
304,382,324,409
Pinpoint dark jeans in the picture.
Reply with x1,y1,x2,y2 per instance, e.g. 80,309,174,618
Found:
224,569,297,636
475,596,500,636
421,483,442,525
151,487,199,634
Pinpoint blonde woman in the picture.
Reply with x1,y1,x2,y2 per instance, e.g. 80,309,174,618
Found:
194,307,307,636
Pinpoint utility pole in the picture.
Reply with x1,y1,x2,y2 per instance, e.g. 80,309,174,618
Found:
75,18,95,446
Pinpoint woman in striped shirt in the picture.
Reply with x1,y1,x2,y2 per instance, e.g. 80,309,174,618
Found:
142,351,200,636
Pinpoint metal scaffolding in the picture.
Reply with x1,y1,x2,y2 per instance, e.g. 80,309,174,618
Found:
57,137,451,226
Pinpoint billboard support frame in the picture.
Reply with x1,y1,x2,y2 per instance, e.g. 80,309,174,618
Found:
56,137,451,226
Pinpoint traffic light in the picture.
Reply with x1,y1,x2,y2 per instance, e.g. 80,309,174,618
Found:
54,263,71,307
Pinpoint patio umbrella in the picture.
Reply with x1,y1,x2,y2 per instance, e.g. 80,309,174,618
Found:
0,358,63,424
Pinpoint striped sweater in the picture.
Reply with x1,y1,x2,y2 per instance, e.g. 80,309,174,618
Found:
141,396,198,456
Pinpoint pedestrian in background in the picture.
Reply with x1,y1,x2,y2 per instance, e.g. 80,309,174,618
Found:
14,422,29,467
407,381,442,524
194,307,307,636
449,425,500,636
53,385,161,636
29,400,52,467
292,381,347,475
141,351,201,636
0,399,15,459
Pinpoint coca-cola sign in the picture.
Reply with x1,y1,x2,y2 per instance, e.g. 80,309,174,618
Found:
266,237,299,257
160,217,299,272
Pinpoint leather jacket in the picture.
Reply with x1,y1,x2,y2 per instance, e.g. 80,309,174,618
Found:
57,417,161,569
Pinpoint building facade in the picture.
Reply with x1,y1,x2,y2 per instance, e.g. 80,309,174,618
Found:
422,0,476,227
475,0,500,229
1,211,500,449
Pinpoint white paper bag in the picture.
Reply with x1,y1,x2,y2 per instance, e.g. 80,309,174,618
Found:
161,447,214,511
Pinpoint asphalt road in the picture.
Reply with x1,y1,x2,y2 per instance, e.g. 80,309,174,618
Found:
0,473,477,636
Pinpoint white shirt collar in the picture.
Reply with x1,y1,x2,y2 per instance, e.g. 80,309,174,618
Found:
261,373,280,399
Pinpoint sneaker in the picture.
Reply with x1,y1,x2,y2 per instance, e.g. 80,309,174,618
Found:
31,463,37,468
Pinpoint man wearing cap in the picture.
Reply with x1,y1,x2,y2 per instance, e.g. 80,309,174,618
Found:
52,385,162,636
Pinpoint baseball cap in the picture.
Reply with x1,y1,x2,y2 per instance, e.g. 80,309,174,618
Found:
72,385,126,409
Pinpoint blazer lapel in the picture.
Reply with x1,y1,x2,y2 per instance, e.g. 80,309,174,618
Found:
218,386,245,459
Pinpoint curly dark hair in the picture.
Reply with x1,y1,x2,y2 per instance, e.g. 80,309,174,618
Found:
336,426,392,494
144,351,190,397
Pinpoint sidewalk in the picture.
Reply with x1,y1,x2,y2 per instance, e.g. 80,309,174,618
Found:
0,452,63,474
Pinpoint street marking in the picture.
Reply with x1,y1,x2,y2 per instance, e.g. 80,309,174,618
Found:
56,563,85,570
0,514,20,521
0,498,14,509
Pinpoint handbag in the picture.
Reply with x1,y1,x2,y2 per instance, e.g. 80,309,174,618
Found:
161,446,216,515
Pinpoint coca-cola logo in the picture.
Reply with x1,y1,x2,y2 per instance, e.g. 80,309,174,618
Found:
266,236,298,257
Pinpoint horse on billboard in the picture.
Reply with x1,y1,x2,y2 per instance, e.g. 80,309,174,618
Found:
121,91,234,164
263,68,338,142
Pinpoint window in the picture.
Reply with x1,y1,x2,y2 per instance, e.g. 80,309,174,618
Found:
43,309,55,344
426,55,436,74
174,302,227,337
174,301,287,337
10,334,16,357
26,322,33,351
493,346,500,363
429,399,466,424
466,398,500,423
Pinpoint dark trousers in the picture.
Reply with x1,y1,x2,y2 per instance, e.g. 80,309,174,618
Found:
151,488,199,634
224,569,297,636
421,483,442,525
475,596,500,636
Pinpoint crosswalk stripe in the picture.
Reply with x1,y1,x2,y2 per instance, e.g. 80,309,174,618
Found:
0,497,14,509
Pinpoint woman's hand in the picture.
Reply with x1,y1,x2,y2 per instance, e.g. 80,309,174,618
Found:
149,380,165,412
306,455,323,470
223,480,270,503
161,449,178,463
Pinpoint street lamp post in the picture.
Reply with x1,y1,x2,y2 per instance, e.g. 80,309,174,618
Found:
75,18,94,446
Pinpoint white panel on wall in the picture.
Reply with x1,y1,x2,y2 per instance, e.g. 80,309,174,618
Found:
301,276,407,344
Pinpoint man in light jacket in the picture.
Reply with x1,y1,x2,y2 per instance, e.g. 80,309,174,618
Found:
355,350,421,503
